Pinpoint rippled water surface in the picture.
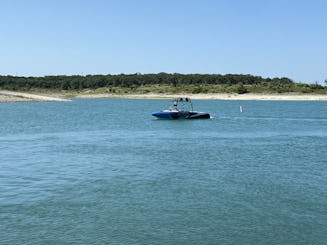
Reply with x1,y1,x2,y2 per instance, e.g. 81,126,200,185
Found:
1,99,326,244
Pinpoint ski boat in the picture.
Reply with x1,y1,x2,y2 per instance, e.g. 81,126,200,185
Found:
152,97,210,119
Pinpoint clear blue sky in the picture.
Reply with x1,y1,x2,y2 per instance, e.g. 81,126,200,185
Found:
1,0,326,83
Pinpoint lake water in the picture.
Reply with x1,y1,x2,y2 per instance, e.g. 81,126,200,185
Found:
0,99,326,244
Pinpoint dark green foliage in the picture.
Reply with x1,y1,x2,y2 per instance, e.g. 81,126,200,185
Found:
235,84,248,94
0,73,272,89
0,73,326,94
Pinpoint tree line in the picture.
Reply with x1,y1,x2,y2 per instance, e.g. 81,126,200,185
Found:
0,73,299,91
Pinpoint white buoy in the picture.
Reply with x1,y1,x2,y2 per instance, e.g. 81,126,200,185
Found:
240,105,243,113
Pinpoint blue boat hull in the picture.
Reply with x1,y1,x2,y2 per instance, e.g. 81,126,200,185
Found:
152,111,210,119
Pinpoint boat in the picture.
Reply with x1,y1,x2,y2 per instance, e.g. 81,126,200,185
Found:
152,97,210,119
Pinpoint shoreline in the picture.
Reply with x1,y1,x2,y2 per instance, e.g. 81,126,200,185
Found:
75,92,327,101
0,90,71,102
1,90,327,102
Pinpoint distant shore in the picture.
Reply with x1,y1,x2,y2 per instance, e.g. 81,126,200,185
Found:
1,90,327,102
75,92,327,101
0,90,71,102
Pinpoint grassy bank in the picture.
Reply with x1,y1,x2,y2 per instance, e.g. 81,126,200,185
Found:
30,83,327,98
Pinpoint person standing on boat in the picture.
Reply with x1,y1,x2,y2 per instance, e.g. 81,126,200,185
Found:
173,99,178,110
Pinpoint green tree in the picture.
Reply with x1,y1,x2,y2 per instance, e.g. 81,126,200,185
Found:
236,84,248,94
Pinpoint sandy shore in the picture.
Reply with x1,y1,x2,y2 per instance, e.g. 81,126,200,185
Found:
1,90,327,102
75,92,327,101
0,90,71,102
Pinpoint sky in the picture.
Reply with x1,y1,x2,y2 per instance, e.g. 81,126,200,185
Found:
0,0,326,84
